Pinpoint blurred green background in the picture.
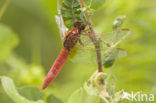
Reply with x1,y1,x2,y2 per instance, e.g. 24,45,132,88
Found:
0,0,156,102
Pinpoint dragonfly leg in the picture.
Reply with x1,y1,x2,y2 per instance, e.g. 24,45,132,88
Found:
83,30,91,37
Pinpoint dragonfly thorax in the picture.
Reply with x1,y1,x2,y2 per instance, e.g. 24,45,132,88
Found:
63,28,80,50
63,21,86,51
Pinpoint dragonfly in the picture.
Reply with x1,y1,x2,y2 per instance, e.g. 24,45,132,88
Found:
41,21,86,90
67,28,131,64
41,21,131,90
41,1,132,90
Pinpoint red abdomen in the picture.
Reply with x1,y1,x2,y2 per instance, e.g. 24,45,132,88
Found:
41,48,69,90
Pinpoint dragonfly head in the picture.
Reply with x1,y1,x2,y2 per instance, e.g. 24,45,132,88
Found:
74,21,86,32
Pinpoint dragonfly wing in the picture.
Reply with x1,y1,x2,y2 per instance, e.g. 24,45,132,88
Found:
68,32,110,63
68,42,111,64
100,29,132,68
69,47,127,65
102,48,128,68
111,29,132,48
98,29,132,48
55,0,68,42
116,48,128,59
68,29,132,64
68,33,99,63
69,46,98,63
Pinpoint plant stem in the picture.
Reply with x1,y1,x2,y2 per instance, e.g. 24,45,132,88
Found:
79,0,103,72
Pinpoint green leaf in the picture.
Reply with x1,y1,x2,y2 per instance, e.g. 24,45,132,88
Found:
105,75,116,97
102,49,119,68
61,0,86,28
1,76,44,103
63,0,80,7
67,88,84,103
0,23,19,61
67,88,99,103
18,86,45,101
46,94,62,103
85,0,106,10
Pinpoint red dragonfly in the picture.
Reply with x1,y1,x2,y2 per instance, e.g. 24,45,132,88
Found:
41,1,132,90
41,21,86,90
41,21,131,90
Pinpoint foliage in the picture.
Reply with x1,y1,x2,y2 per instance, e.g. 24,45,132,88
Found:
61,0,86,28
56,0,133,102
0,23,19,61
1,76,44,103
67,88,99,103
61,0,106,28
85,0,106,10
0,0,156,103
46,94,63,103
18,86,45,101
1,76,62,103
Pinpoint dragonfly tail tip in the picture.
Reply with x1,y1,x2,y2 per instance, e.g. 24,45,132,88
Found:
41,86,46,91
40,88,44,91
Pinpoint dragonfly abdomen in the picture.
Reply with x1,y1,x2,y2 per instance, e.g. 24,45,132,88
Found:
41,48,69,90
41,21,86,90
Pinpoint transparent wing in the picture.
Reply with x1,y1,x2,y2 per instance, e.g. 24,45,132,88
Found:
102,48,127,68
68,29,132,64
69,46,98,63
55,0,68,42
72,29,132,49
101,29,132,68
98,29,132,48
